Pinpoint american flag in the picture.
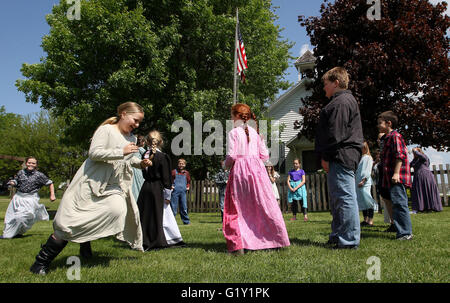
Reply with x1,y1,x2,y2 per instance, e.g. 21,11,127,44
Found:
236,21,248,83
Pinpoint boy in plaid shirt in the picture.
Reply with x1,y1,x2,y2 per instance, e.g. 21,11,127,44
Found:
377,111,413,240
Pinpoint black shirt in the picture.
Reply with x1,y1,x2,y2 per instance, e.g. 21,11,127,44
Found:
315,90,364,172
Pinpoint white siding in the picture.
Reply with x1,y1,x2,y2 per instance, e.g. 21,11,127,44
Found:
268,85,312,159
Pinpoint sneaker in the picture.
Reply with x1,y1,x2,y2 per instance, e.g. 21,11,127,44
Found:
290,217,297,221
396,234,413,241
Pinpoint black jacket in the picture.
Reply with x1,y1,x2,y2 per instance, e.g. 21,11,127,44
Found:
315,90,364,172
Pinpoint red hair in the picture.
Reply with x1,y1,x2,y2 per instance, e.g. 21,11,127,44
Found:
231,103,259,142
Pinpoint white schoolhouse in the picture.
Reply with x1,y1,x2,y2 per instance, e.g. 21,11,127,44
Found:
267,50,321,175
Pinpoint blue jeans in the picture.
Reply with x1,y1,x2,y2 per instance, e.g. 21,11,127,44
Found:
218,186,225,212
389,184,412,238
170,190,190,224
327,161,361,247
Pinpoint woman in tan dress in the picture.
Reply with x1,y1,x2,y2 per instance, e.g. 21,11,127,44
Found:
30,102,151,275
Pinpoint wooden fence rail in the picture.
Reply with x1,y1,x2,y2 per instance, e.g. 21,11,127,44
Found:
187,164,449,213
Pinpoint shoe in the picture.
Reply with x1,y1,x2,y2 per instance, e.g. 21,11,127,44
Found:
396,234,413,241
80,241,93,259
172,241,187,248
331,244,358,250
304,217,308,222
0,235,4,239
384,224,397,233
30,235,68,275
360,221,369,226
290,217,297,221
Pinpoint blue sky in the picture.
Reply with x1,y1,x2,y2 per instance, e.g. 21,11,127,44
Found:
0,0,448,164
0,0,322,116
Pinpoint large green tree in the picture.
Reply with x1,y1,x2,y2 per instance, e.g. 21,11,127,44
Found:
297,0,449,151
16,0,293,178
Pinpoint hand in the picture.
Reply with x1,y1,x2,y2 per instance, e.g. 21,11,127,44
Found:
358,178,366,187
123,143,139,156
50,194,56,202
141,159,152,168
392,173,400,184
321,159,329,173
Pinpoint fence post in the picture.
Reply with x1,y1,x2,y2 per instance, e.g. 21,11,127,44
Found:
439,164,448,206
446,164,450,207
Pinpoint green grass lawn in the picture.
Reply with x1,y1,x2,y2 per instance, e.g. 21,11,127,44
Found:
0,197,448,283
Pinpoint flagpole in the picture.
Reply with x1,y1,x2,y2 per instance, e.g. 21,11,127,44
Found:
233,8,238,105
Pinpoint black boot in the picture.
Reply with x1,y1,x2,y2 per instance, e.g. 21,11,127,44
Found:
80,241,93,259
30,235,67,275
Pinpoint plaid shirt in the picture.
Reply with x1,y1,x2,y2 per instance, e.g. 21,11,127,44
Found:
380,130,411,188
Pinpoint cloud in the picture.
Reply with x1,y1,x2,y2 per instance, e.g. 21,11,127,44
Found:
422,147,450,167
299,44,313,56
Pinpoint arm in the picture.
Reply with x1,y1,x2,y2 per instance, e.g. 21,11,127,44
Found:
7,172,19,187
286,174,294,192
294,174,306,191
392,159,403,183
316,103,350,159
162,154,173,202
186,171,191,191
88,125,127,161
49,183,56,202
225,130,237,169
392,135,408,183
358,157,373,187
413,150,429,166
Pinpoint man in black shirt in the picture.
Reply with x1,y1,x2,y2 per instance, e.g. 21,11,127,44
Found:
315,67,363,249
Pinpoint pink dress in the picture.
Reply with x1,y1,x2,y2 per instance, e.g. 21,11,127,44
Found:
223,123,290,252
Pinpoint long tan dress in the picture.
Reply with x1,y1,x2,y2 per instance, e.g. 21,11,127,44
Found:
53,124,143,251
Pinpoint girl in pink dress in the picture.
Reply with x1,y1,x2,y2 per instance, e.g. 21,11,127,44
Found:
223,103,290,255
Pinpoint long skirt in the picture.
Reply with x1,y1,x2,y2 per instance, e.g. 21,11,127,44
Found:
2,192,49,238
411,169,443,212
223,157,290,252
137,180,184,250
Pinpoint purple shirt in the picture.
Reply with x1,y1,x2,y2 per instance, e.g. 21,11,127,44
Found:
289,169,305,182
